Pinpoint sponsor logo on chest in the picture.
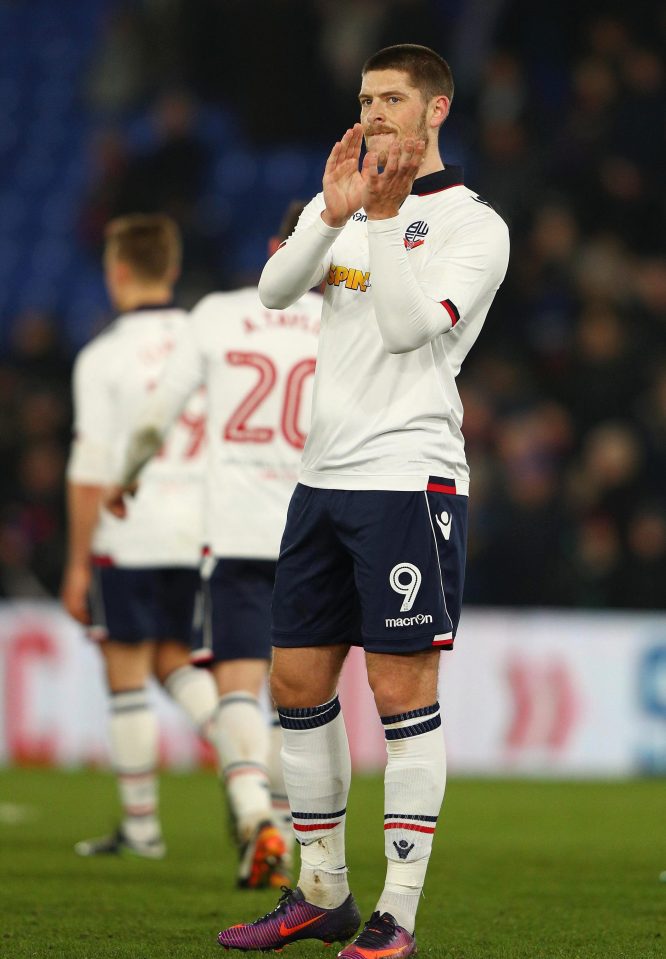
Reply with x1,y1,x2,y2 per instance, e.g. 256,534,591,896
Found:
327,264,371,292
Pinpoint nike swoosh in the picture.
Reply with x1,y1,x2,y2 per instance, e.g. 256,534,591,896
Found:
279,914,324,936
355,947,406,958
355,947,407,958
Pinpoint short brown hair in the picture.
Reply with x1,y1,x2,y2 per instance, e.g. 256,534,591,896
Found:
362,44,454,105
104,214,182,282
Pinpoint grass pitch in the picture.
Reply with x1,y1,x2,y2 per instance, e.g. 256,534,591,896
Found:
0,769,663,958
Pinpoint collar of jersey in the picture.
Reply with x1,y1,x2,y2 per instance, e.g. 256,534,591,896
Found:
411,165,464,196
120,301,177,317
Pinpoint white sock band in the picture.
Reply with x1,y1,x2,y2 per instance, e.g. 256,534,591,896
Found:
163,664,217,735
210,692,271,840
278,696,351,907
109,688,160,841
377,702,446,933
267,711,293,853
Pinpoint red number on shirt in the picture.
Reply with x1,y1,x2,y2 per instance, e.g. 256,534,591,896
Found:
178,410,206,459
153,380,207,461
282,358,316,449
223,352,315,450
223,351,277,443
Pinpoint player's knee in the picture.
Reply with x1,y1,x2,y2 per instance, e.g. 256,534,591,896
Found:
269,670,333,710
370,684,408,717
367,649,440,716
269,645,345,708
154,642,191,685
368,674,436,718
269,669,299,707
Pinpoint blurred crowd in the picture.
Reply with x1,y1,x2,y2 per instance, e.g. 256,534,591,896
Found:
0,310,71,596
0,0,664,608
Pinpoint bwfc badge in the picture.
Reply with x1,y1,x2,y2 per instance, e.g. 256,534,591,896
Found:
404,220,429,251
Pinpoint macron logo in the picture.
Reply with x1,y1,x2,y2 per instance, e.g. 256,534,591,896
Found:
435,511,452,541
385,613,433,628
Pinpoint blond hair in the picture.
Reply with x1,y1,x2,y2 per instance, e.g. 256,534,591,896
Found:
104,214,182,282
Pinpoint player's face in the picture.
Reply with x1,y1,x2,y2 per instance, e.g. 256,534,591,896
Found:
359,69,429,166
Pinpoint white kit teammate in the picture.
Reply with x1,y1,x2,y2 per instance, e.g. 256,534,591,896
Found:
61,214,220,859
106,203,322,888
217,44,510,958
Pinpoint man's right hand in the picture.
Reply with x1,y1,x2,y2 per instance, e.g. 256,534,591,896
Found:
60,563,91,625
104,482,138,519
321,124,365,228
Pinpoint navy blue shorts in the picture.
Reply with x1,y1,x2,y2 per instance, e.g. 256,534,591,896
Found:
192,558,276,664
271,480,468,654
89,563,200,645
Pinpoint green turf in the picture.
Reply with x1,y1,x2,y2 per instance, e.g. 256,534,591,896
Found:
0,769,663,958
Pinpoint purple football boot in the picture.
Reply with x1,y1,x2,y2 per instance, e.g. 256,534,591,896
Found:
218,886,361,952
337,911,417,958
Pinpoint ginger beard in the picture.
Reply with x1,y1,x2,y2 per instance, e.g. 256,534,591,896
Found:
363,104,429,168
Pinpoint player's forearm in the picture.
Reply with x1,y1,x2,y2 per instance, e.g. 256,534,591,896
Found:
120,425,164,485
120,375,193,485
259,217,340,308
120,405,173,486
368,217,452,354
66,482,103,566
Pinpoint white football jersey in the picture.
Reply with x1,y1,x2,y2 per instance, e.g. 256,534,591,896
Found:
67,306,206,566
136,288,321,559
259,167,510,492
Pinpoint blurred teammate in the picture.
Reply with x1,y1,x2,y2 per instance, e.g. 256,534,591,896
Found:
217,44,510,956
106,203,322,887
61,214,218,859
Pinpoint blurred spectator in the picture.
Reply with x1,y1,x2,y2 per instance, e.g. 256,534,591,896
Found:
0,313,70,596
635,361,666,496
572,233,633,304
558,302,643,435
586,14,632,65
477,52,528,125
614,47,664,172
633,259,666,349
473,117,543,228
618,506,666,609
111,91,207,220
9,310,71,391
9,439,67,596
476,403,573,606
510,201,580,371
554,56,618,190
79,91,218,292
565,513,623,609
86,4,149,114
568,421,646,525
0,515,50,599
78,128,131,251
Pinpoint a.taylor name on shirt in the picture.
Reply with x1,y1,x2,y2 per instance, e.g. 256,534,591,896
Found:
242,309,320,336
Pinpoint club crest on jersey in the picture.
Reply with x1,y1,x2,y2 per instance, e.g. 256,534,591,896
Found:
327,264,371,292
404,220,429,250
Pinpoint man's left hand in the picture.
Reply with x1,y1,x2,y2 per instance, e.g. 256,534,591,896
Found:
361,138,425,220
